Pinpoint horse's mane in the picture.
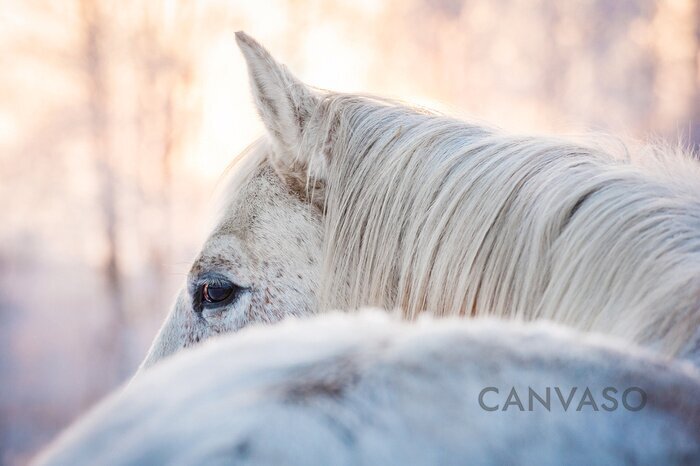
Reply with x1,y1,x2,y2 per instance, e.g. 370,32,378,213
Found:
307,94,700,356
218,94,700,357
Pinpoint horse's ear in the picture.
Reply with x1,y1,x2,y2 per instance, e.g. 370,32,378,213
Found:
235,32,322,176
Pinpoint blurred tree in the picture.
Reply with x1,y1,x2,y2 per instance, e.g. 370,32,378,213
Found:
127,0,198,312
692,1,700,151
78,0,127,381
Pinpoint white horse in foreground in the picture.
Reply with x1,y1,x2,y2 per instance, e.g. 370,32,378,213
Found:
141,32,700,369
37,312,700,465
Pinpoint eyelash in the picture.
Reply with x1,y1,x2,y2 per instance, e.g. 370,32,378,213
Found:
202,277,228,288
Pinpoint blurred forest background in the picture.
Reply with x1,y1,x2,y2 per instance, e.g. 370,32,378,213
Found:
1,0,698,463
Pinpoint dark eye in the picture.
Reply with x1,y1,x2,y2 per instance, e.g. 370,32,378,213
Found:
203,282,236,304
194,276,246,312
192,275,247,313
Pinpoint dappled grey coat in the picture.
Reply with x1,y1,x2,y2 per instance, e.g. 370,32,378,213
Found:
37,311,700,465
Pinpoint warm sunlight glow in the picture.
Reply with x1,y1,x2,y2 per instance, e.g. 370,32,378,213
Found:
1,2,698,464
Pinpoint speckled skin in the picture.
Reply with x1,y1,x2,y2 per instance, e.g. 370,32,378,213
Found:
140,163,323,368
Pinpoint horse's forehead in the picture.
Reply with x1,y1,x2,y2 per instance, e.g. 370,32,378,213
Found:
217,164,294,228
193,166,291,270
191,234,250,277
209,161,322,256
191,160,323,289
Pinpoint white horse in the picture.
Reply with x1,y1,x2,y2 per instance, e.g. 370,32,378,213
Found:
37,312,700,465
141,32,700,369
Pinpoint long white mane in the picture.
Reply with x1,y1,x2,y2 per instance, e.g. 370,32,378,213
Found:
302,94,700,357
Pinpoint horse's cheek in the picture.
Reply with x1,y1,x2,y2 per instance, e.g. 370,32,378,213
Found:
137,290,199,372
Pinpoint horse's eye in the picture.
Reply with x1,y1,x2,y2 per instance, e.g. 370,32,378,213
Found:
202,282,235,304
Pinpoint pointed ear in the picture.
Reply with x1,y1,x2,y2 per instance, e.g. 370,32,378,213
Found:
235,32,322,175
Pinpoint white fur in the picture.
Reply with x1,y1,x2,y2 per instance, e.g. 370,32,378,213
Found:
37,311,700,465
318,99,700,358
141,32,700,369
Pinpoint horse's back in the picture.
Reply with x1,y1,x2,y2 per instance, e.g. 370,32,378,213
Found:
35,312,700,466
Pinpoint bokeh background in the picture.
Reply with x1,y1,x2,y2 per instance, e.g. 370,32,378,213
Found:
1,0,698,463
